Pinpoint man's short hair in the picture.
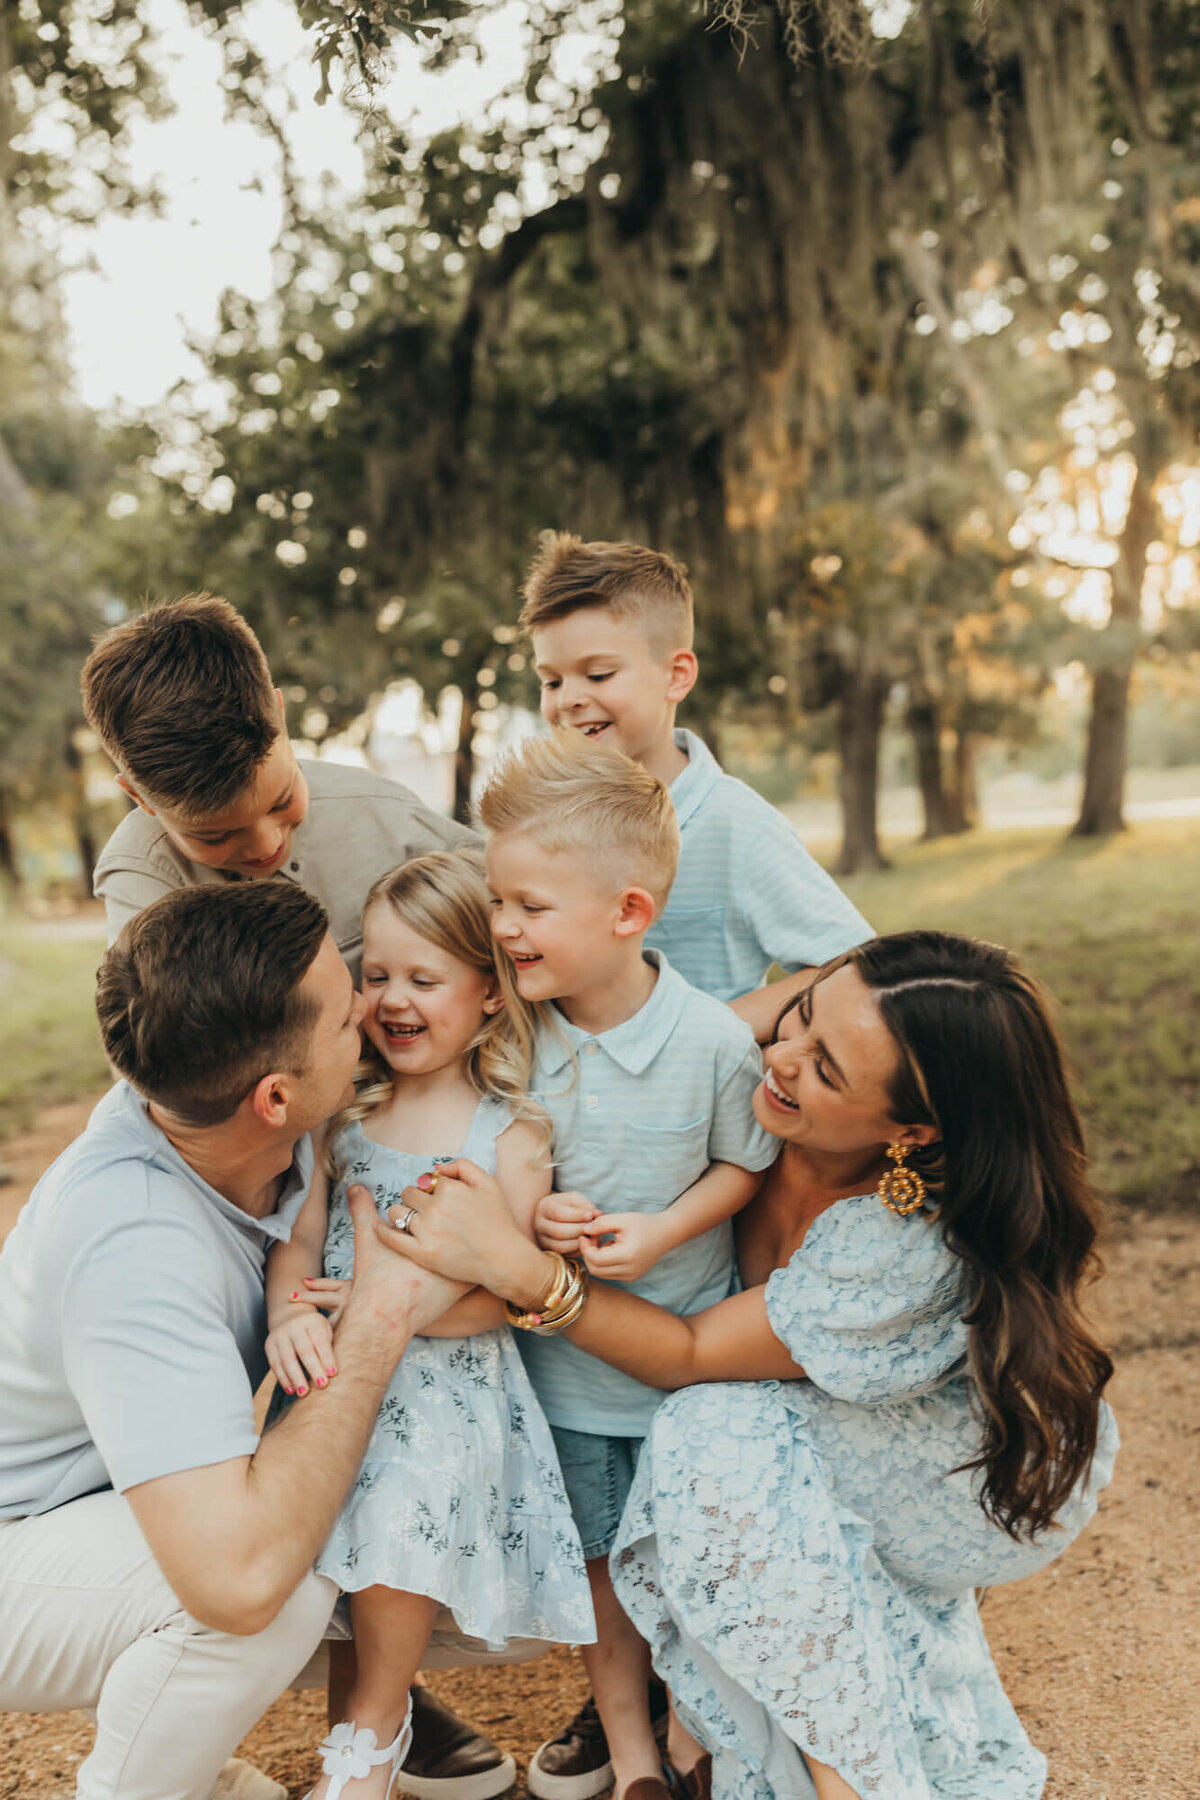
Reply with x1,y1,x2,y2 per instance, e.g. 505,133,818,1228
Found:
81,594,280,816
479,729,680,911
519,532,695,655
96,883,330,1127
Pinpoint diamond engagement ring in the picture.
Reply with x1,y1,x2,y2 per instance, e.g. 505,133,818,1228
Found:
396,1205,417,1235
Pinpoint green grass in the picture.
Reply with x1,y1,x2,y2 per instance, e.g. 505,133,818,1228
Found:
0,907,110,1143
836,818,1200,1208
1,821,1196,1206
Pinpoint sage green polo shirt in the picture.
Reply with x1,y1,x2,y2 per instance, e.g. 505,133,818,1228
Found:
94,759,479,980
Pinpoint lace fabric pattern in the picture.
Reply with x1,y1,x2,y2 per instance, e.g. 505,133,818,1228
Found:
612,1194,1118,1799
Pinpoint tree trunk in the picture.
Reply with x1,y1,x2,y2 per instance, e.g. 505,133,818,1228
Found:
945,729,977,833
64,731,98,898
908,699,954,840
0,787,20,893
835,667,890,874
452,681,480,825
1072,452,1157,838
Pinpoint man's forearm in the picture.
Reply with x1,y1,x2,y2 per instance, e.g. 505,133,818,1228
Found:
242,1299,415,1606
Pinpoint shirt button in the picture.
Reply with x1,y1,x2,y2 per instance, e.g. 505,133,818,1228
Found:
585,1095,599,1109
583,1042,599,1056
290,862,299,872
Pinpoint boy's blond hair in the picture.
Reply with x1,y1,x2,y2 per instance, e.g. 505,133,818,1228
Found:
519,532,694,656
480,730,680,913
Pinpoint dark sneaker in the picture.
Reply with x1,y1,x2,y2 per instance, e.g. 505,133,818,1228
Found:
526,1682,669,1800
668,1754,713,1800
396,1684,516,1799
622,1784,672,1800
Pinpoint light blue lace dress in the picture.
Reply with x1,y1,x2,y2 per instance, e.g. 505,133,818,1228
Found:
316,1102,595,1651
612,1192,1119,1799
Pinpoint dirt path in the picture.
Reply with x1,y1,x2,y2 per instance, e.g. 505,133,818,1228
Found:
2,1099,1197,1798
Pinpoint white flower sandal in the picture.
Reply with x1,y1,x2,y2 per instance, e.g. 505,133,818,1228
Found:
305,1702,414,1800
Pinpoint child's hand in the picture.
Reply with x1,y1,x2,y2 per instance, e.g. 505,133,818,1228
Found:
265,1308,338,1398
579,1212,668,1282
534,1190,600,1255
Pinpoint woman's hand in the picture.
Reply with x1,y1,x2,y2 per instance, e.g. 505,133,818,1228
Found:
377,1158,552,1307
265,1309,337,1398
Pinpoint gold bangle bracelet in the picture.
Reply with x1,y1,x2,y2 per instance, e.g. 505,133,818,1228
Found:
505,1256,588,1335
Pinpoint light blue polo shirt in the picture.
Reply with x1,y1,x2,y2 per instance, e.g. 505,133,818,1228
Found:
0,1082,313,1519
645,730,873,1001
519,951,776,1437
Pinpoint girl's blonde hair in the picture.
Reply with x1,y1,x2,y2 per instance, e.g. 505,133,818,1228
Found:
325,848,547,1176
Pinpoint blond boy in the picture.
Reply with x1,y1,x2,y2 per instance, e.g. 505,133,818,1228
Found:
520,534,872,1043
480,731,776,1800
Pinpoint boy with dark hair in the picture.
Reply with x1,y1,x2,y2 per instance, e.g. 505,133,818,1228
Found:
84,595,478,983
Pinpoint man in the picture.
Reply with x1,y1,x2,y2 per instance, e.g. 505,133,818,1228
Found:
0,883,463,1800
83,593,478,978
81,596,515,1792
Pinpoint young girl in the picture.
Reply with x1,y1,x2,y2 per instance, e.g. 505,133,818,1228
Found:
265,850,594,1800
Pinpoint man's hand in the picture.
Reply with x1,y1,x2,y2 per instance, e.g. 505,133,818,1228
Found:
535,1190,600,1255
579,1211,669,1281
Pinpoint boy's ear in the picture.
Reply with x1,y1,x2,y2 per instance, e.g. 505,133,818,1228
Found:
665,648,698,704
116,773,156,817
614,885,657,938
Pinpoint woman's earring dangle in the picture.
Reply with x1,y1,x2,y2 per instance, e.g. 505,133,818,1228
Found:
877,1141,927,1216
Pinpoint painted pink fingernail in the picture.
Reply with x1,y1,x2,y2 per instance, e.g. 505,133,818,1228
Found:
289,1291,300,1300
297,1385,308,1396
327,1367,337,1377
315,1377,326,1388
283,1386,294,1395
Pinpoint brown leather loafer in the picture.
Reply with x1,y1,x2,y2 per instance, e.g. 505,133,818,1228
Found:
622,1782,673,1800
669,1753,713,1800
395,1683,516,1799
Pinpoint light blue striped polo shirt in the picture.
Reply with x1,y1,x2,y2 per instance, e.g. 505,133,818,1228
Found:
518,951,777,1436
645,730,873,1001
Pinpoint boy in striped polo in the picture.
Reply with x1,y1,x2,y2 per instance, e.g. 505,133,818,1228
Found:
520,534,872,1047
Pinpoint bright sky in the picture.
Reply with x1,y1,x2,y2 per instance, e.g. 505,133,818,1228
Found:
55,0,535,410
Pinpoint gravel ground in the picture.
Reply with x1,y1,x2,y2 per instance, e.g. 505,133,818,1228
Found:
2,1099,1196,1799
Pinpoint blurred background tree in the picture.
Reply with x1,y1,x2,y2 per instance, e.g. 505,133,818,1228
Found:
3,0,1200,869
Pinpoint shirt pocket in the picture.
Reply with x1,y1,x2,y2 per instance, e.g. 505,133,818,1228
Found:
622,1119,710,1210
649,904,729,993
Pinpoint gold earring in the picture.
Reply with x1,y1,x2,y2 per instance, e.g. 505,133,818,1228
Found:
877,1142,927,1216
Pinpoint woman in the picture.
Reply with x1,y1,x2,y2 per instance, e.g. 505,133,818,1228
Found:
377,932,1118,1800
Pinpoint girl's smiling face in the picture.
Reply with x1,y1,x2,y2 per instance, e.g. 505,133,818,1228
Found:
360,902,502,1076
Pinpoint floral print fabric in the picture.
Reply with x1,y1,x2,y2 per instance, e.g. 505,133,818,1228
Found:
316,1107,595,1651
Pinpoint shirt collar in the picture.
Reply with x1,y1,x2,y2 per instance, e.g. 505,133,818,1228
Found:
115,1081,314,1245
537,950,691,1076
668,729,722,828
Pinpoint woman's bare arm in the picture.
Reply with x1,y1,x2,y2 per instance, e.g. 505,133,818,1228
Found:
378,1159,804,1388
416,1120,551,1339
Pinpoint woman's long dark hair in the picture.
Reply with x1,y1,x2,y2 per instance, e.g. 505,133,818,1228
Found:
843,931,1113,1540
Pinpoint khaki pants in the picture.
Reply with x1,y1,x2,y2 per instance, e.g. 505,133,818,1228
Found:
0,1489,336,1800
